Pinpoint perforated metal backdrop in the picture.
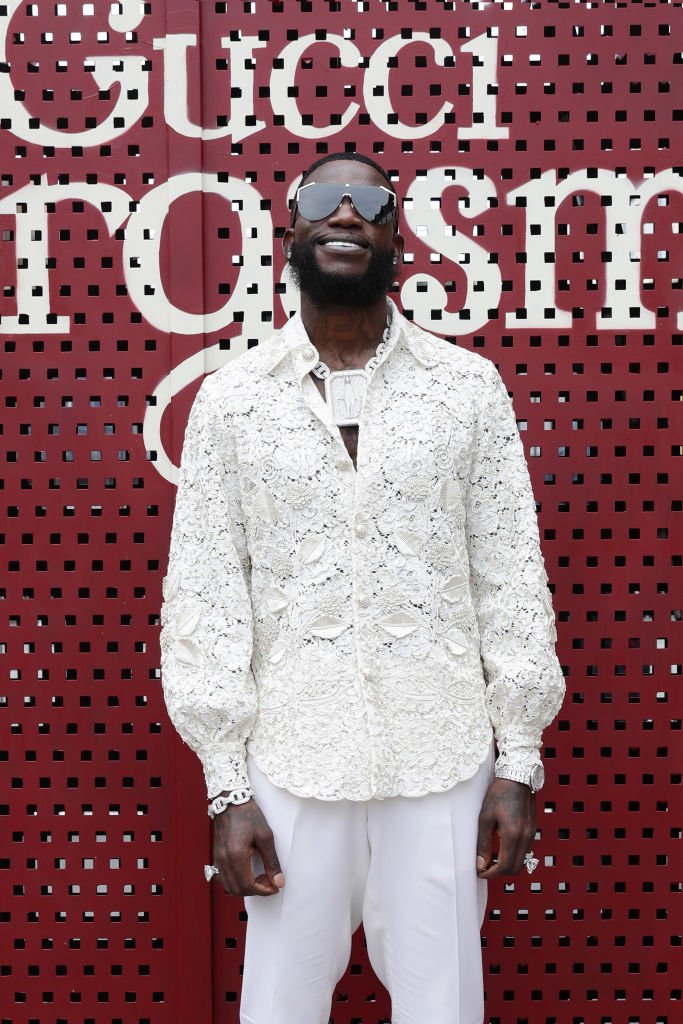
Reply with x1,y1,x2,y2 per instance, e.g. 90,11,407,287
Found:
1,1,680,1022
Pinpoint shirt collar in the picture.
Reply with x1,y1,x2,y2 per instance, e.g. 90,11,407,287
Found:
260,298,440,376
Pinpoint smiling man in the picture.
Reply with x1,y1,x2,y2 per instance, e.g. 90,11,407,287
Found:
160,152,565,1024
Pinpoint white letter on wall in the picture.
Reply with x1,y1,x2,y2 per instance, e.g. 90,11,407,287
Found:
364,35,454,140
507,169,658,330
123,172,272,335
1,0,149,148
401,167,501,336
131,174,274,482
153,33,266,142
270,34,361,139
0,178,130,333
458,33,509,140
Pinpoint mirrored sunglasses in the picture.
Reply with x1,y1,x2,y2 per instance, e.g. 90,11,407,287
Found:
294,182,398,225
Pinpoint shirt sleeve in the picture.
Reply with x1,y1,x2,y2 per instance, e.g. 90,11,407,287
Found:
160,377,257,799
466,360,565,775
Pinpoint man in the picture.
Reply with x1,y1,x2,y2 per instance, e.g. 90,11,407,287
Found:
160,152,565,1024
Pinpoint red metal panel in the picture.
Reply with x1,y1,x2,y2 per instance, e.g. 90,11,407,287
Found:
1,1,679,1022
0,0,213,1020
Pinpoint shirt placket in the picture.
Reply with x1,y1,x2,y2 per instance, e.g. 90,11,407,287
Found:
294,343,356,467
290,322,402,796
351,381,383,793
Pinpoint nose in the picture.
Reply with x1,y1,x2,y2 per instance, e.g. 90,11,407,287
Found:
327,194,363,225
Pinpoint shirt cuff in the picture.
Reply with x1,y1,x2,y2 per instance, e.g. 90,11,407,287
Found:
203,755,251,801
494,746,542,777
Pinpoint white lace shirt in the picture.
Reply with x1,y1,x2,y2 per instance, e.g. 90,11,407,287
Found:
160,302,565,800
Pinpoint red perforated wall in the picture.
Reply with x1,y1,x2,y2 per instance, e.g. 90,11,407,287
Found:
1,1,680,1022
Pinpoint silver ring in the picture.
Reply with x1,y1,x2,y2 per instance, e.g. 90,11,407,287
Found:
523,850,539,875
204,864,219,882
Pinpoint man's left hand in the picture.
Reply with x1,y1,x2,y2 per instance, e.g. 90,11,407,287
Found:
476,778,537,878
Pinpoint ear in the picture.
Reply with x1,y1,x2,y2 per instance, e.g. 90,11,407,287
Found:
282,227,294,260
392,232,405,265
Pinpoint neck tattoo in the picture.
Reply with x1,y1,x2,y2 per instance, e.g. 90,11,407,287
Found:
310,320,391,427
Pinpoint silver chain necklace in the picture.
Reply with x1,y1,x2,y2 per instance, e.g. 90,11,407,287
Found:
310,322,391,427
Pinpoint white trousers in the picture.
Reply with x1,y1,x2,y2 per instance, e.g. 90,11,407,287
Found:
240,750,493,1024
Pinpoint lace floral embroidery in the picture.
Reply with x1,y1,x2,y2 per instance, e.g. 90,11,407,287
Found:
160,301,565,800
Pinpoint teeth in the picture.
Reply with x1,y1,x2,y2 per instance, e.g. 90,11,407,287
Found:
324,241,361,249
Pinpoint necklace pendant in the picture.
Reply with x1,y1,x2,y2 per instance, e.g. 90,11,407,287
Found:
324,369,368,427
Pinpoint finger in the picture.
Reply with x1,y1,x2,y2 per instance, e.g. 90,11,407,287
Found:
232,845,282,897
255,829,285,890
477,844,505,879
207,868,225,889
249,868,280,897
213,829,237,895
478,817,516,878
248,866,281,897
208,866,227,889
506,838,528,876
215,863,234,895
502,814,535,876
501,824,523,873
216,855,238,896
511,827,538,876
229,847,262,896
485,826,530,878
214,840,241,896
476,816,495,876
225,858,269,897
514,832,536,875
251,872,281,896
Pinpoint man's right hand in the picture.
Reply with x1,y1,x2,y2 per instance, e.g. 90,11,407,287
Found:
212,798,285,897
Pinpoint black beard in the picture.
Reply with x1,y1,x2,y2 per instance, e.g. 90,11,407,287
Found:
288,239,396,308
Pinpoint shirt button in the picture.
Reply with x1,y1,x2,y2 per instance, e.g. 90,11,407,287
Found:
355,523,367,538
361,668,373,682
336,457,349,471
304,346,317,362
357,593,369,608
